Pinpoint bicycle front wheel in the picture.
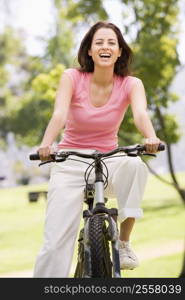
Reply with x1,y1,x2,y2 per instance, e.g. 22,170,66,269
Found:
89,214,112,278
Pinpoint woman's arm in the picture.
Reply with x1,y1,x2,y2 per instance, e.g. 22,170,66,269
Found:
38,72,73,159
129,79,161,153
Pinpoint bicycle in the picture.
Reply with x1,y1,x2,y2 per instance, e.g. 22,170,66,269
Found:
29,143,165,278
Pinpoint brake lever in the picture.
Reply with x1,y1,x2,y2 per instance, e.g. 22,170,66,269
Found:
127,149,156,158
142,153,156,157
127,153,137,157
39,157,67,166
39,160,55,166
55,158,67,162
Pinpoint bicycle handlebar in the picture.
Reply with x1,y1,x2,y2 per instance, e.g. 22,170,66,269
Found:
29,143,165,161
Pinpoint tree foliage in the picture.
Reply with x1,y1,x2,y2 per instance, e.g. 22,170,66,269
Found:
119,0,185,207
118,0,180,145
66,0,108,23
0,27,28,142
9,64,65,146
43,0,75,68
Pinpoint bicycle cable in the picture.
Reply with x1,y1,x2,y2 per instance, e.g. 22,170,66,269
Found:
102,154,127,161
100,159,109,189
64,158,92,166
84,159,109,189
66,158,109,188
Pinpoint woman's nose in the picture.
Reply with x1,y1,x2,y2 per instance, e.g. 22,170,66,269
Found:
101,45,109,50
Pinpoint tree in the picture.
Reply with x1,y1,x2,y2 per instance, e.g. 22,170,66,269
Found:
117,0,184,278
117,0,185,203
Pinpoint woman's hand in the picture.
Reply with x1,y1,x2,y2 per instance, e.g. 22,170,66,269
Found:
37,145,54,161
144,137,162,153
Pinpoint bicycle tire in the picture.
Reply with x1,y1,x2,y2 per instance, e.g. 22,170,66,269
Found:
89,214,112,278
74,229,84,278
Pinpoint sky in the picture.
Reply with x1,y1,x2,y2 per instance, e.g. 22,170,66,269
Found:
1,0,185,64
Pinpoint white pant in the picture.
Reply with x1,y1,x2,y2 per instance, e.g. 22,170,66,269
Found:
33,149,148,277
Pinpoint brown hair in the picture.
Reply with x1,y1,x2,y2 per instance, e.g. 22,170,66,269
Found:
77,21,133,77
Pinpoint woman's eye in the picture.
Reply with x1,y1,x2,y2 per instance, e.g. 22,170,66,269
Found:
95,42,116,46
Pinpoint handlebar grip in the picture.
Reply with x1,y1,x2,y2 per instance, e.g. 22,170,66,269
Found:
29,153,56,161
29,153,40,160
142,143,165,152
158,143,165,151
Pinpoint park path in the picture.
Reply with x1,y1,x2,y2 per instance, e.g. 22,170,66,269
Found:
1,239,184,278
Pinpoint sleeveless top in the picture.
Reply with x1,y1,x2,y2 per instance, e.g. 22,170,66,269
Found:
58,68,140,152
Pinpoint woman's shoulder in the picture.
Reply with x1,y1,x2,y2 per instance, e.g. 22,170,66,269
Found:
115,75,143,97
115,74,142,85
64,68,89,76
125,76,145,99
63,68,80,76
63,68,90,90
123,75,143,91
63,68,89,81
124,75,142,84
63,68,84,87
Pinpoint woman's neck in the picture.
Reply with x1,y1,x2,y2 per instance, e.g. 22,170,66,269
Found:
91,66,114,87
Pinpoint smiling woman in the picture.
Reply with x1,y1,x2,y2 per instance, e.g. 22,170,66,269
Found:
33,21,162,278
76,22,133,108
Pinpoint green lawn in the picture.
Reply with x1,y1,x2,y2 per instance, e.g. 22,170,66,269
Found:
0,173,184,277
123,252,183,278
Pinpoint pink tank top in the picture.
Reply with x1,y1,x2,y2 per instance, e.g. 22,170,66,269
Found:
58,68,140,152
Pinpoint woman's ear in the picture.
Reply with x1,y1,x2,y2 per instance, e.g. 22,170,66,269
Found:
88,49,92,56
119,48,122,57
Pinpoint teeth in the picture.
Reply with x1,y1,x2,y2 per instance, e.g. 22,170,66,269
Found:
99,53,111,57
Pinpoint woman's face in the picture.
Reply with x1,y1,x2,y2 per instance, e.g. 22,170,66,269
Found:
88,27,122,68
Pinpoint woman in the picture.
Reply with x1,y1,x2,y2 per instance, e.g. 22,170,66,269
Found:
33,21,161,277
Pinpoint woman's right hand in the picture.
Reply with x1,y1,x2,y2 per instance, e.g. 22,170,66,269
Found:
37,145,53,161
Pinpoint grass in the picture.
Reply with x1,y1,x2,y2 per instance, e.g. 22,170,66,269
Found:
123,252,184,278
0,173,184,277
0,184,46,273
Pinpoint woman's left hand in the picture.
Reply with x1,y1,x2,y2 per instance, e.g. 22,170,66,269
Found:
144,137,162,153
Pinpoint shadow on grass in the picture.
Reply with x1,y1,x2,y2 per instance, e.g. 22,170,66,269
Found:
143,204,181,212
140,199,184,221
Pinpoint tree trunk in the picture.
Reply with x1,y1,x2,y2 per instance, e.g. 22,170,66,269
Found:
166,143,185,203
155,106,185,204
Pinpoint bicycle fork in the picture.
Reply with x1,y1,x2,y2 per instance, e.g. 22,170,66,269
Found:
83,188,121,277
